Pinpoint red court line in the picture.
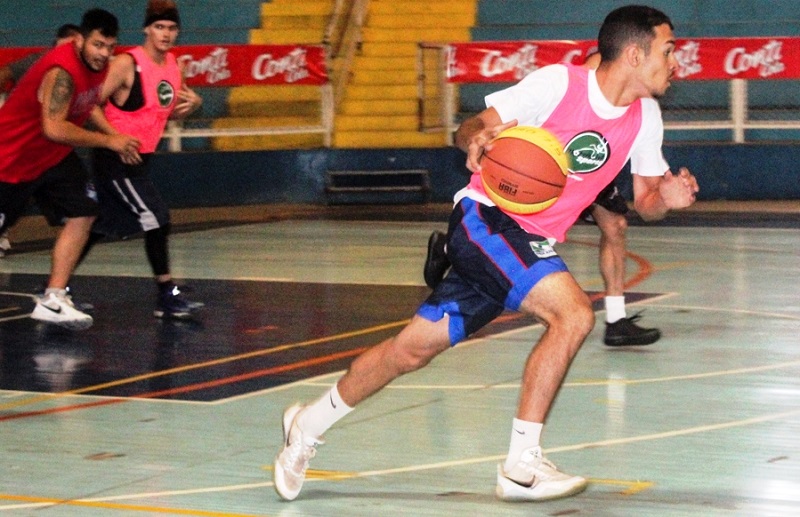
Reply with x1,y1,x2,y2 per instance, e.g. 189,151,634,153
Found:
0,347,369,422
1,241,656,422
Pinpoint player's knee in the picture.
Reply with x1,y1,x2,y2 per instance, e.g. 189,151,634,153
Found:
394,344,436,373
389,335,443,374
572,302,595,338
548,297,594,343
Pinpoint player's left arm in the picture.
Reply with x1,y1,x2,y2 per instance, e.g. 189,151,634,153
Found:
633,168,698,221
170,65,202,119
630,99,699,221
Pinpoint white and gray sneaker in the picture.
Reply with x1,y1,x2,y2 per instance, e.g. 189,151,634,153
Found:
274,404,323,501
31,291,93,330
496,446,588,501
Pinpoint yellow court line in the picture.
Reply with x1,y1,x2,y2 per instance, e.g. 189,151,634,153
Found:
0,319,409,412
1,407,797,512
0,494,263,516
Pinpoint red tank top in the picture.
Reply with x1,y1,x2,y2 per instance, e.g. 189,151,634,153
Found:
0,43,107,183
104,47,182,153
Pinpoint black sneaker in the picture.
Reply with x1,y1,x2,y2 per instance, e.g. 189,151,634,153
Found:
423,231,450,289
604,313,661,346
65,286,94,313
154,284,204,319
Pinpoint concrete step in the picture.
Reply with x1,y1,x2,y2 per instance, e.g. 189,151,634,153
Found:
338,99,417,116
367,12,475,28
350,69,417,85
354,56,418,70
369,0,476,16
362,26,470,43
212,133,325,151
333,130,447,148
261,0,333,16
335,115,418,132
228,86,322,103
227,102,320,118
212,115,322,128
259,15,327,30
346,84,417,100
359,42,419,58
250,28,323,44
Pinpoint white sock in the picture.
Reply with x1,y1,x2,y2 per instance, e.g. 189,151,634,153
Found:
297,384,353,438
605,295,626,324
503,418,543,472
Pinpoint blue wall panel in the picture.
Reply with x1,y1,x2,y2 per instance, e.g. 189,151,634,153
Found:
148,145,800,209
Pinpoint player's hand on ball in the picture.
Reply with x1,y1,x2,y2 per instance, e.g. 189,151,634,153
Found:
466,119,518,173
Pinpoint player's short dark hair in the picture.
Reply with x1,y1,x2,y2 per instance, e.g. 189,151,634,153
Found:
79,8,119,39
56,23,81,40
597,5,673,62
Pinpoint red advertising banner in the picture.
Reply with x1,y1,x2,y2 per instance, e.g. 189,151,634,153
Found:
446,37,800,83
0,44,328,87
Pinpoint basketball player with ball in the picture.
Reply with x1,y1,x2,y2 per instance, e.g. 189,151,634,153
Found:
425,51,663,347
274,5,698,503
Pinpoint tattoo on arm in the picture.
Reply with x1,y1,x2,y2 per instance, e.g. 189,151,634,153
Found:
48,69,74,118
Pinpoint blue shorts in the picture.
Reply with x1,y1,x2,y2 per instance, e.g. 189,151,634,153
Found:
417,197,568,345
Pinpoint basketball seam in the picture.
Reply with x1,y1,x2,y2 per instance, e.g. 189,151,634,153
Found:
481,153,566,188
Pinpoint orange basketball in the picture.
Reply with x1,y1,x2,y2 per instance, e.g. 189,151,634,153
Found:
480,126,569,214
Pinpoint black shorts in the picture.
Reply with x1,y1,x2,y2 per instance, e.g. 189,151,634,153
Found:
0,151,98,232
579,180,629,224
91,149,170,238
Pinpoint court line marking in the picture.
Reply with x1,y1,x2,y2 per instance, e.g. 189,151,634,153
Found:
0,236,649,408
300,358,800,390
3,295,794,413
0,320,408,413
0,494,264,516
1,407,797,511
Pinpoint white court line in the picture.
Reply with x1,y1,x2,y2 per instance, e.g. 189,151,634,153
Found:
0,290,37,324
298,358,800,390
1,407,798,511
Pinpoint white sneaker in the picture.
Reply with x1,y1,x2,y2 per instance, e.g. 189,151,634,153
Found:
274,404,323,501
31,291,93,330
496,446,588,501
0,231,10,253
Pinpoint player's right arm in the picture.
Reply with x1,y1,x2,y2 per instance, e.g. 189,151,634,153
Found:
455,108,516,173
100,53,135,105
38,66,140,155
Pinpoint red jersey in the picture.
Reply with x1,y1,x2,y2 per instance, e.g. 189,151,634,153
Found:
0,43,107,183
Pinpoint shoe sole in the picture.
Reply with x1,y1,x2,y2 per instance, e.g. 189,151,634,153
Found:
496,465,588,501
31,318,94,331
30,312,93,331
154,311,192,319
273,404,304,501
604,331,661,347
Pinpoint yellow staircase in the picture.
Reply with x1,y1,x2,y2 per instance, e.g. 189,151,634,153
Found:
212,0,477,151
334,0,477,148
211,0,334,151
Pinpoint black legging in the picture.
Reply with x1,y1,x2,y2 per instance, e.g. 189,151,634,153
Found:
78,223,171,277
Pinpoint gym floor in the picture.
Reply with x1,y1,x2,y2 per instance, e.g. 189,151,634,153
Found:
0,202,798,516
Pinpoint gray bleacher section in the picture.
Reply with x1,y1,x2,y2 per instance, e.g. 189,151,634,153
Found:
0,0,263,46
0,0,264,129
467,0,800,142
